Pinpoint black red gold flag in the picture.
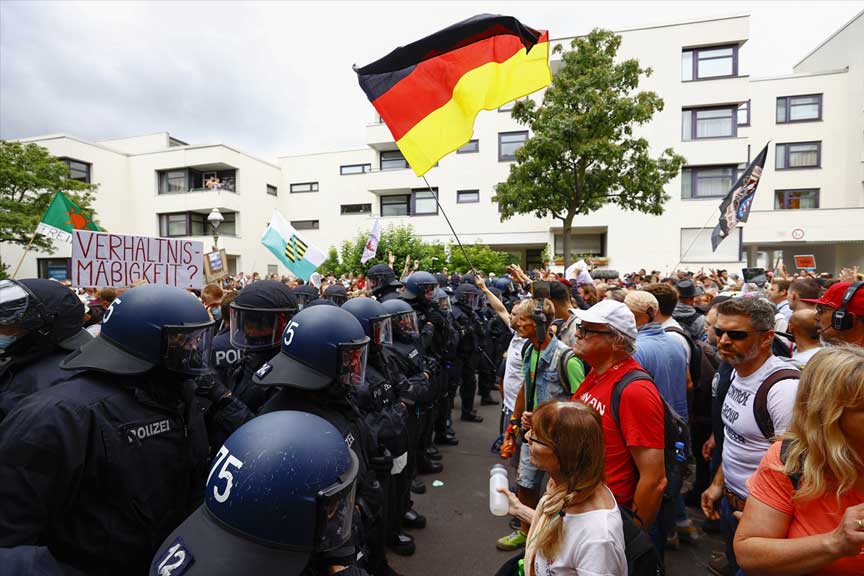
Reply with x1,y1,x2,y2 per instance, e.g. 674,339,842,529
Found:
354,14,551,176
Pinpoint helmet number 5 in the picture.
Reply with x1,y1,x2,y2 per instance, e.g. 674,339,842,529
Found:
102,298,122,323
207,446,244,503
283,321,300,347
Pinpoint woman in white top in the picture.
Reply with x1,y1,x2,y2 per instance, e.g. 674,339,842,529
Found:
499,400,628,576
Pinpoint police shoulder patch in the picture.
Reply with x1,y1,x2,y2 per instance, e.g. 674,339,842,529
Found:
256,363,273,379
153,537,194,576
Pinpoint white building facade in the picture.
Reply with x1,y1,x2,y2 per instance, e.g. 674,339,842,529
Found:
5,12,863,281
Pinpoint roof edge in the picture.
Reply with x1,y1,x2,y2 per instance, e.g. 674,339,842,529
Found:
793,8,864,69
551,11,750,42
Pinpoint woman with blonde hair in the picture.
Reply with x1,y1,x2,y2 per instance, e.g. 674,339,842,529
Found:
499,400,627,575
734,346,864,575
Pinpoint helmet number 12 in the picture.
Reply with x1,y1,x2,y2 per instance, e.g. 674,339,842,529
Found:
283,321,300,347
207,445,244,503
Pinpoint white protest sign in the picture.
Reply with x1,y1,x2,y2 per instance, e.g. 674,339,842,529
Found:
72,230,204,288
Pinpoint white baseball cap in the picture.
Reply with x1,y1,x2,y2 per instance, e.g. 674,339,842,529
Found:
573,300,637,340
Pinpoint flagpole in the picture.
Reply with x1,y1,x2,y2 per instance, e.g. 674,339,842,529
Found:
11,232,39,279
421,175,477,274
670,207,721,274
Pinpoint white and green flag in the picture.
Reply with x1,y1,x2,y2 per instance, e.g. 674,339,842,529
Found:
261,210,325,281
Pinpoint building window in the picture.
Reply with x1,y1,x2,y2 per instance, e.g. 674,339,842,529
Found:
412,188,438,215
162,170,187,194
682,165,738,199
681,45,738,81
776,94,822,123
776,142,821,169
457,140,479,154
218,212,237,236
340,163,371,175
58,158,91,183
380,150,409,171
737,101,750,126
37,257,71,281
340,203,372,215
291,220,319,230
682,107,736,140
159,211,236,237
775,189,819,209
499,131,528,161
457,189,480,203
289,182,318,193
553,234,604,259
680,227,741,263
266,184,278,196
380,195,410,217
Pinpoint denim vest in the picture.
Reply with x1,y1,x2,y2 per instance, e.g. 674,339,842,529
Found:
522,336,572,410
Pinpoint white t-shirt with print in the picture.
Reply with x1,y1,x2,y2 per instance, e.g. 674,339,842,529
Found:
503,333,527,412
533,487,628,576
721,355,799,497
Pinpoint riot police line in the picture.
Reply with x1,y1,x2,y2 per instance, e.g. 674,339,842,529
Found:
0,267,524,576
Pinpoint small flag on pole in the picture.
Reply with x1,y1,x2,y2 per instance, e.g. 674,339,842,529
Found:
261,210,326,281
710,143,769,251
35,191,101,243
361,219,382,264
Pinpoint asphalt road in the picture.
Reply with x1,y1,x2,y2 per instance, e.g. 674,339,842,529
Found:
389,395,725,576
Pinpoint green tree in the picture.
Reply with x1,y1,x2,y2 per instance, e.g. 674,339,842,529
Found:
0,141,98,275
318,246,342,276
448,242,510,275
493,29,685,270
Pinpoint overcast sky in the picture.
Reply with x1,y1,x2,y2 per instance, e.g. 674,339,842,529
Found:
1,1,861,160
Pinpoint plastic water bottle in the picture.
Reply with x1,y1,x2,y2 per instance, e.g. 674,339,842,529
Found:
489,464,509,516
674,441,687,463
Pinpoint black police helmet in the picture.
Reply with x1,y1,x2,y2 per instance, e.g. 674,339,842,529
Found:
323,284,348,306
493,277,515,295
342,297,392,346
230,281,298,351
381,298,420,340
253,306,369,391
292,284,319,309
435,273,449,288
367,263,400,291
150,411,358,576
0,278,91,351
403,271,437,301
61,284,213,375
305,298,337,308
454,283,482,309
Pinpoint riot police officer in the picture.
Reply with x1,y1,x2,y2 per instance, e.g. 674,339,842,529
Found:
324,284,348,306
451,283,484,422
293,283,320,309
227,280,298,412
211,291,242,386
367,263,402,302
0,284,246,576
342,297,416,556
253,306,394,575
0,278,92,420
150,411,367,576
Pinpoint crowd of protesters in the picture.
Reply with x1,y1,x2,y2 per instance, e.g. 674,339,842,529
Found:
0,255,862,576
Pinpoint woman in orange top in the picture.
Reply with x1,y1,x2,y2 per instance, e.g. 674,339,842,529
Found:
734,346,864,575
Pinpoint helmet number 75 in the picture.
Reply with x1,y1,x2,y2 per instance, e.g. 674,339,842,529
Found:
207,445,244,503
283,321,300,347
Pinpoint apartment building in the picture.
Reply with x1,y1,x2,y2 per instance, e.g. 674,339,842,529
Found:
5,11,862,281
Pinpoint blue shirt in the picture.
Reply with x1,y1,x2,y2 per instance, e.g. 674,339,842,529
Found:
634,322,689,421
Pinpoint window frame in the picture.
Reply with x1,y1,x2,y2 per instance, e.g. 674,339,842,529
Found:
380,150,409,171
58,157,92,184
737,100,750,127
340,203,372,215
159,211,237,237
774,188,820,210
775,141,822,170
340,163,371,176
456,140,479,154
682,106,737,141
681,165,739,200
289,181,319,193
266,184,278,197
456,189,480,204
776,94,823,124
498,130,529,161
682,45,739,81
379,194,411,217
290,219,319,230
411,188,439,216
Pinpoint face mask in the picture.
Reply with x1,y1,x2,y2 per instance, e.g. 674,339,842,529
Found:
0,335,18,350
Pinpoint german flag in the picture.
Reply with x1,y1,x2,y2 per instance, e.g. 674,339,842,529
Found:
354,14,551,177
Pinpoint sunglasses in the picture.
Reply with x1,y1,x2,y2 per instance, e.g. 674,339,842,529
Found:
714,328,766,341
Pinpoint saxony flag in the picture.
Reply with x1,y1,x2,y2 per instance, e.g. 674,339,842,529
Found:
261,210,326,281
354,14,551,177
36,191,101,243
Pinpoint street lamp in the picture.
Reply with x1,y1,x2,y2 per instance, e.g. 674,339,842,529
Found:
207,207,224,251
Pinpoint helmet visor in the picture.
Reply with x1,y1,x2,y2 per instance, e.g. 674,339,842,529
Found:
419,284,436,302
460,292,480,310
393,311,419,338
337,341,368,388
372,317,393,346
230,305,296,351
315,450,359,551
162,322,215,375
437,296,451,311
295,292,318,310
0,279,38,328
325,294,347,306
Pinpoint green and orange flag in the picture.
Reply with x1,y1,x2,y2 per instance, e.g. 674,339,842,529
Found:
35,191,101,243
354,14,551,176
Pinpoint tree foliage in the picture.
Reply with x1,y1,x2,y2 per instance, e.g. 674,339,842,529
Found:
0,141,98,274
493,29,686,269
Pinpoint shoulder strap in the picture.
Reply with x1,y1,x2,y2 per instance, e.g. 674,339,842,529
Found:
779,438,803,491
663,325,686,337
753,368,801,440
521,339,533,360
610,370,653,432
556,348,575,392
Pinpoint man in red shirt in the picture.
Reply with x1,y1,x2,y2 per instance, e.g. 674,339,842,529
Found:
570,300,667,528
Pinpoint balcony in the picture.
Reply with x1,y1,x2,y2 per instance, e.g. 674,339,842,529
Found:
366,120,397,151
157,165,238,195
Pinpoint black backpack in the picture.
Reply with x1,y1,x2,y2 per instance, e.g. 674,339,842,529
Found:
663,325,703,385
610,370,691,493
752,368,801,440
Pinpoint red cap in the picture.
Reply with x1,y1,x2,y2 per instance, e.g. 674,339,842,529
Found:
800,282,864,315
